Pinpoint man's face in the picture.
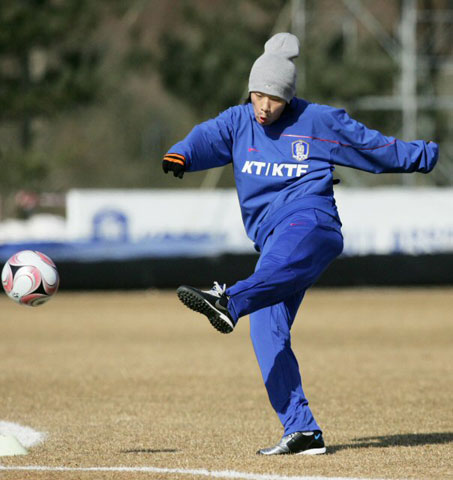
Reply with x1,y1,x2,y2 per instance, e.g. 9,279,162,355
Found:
251,92,287,126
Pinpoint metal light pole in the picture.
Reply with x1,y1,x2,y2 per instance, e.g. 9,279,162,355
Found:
400,0,418,185
291,0,306,91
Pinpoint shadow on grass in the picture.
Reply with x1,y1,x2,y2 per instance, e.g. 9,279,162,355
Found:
328,432,453,454
120,448,180,454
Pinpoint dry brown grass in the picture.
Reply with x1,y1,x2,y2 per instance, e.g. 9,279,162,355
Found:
0,288,452,480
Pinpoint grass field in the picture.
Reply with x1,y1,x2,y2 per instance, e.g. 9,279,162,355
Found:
0,288,452,480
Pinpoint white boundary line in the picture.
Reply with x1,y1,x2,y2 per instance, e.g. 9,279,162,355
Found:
0,465,393,480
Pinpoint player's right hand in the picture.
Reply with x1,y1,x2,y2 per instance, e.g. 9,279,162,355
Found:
162,153,186,179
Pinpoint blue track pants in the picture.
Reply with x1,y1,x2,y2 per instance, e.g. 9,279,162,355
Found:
226,209,343,435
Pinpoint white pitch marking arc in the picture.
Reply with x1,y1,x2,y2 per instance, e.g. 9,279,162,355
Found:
0,421,46,448
0,465,396,480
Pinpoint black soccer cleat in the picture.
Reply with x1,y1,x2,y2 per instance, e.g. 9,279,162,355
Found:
177,282,235,334
257,431,326,455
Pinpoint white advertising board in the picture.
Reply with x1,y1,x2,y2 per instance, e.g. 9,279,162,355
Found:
335,188,453,255
66,188,453,255
66,189,253,252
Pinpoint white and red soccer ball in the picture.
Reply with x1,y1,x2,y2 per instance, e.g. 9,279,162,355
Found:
2,250,59,307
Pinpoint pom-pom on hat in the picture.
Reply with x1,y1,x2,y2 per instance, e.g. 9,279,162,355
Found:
248,32,300,103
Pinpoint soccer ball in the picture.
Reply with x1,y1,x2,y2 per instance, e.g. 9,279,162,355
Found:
2,250,59,307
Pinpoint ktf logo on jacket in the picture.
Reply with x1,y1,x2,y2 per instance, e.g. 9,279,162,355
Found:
241,161,309,177
292,140,309,161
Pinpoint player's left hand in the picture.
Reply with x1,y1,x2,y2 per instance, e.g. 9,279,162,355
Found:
162,153,186,179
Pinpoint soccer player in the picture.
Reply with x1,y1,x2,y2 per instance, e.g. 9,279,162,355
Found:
162,33,438,455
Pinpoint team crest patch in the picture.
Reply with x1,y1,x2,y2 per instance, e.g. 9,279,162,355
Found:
291,140,309,161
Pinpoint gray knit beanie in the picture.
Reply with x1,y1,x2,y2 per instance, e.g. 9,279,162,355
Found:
248,32,300,103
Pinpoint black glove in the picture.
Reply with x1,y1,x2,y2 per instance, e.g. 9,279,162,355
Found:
162,153,186,179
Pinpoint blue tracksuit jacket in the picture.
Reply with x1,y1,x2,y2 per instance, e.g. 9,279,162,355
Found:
168,98,438,251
